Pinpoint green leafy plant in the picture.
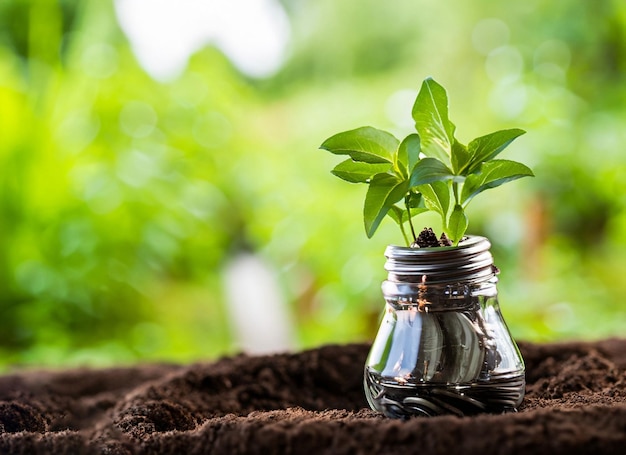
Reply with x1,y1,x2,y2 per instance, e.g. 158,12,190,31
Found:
320,77,534,246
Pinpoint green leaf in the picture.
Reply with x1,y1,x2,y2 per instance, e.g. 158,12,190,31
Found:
387,204,429,225
364,173,409,238
461,159,534,205
408,206,429,218
406,191,425,209
412,78,456,164
467,129,526,173
331,159,392,183
320,126,398,164
387,205,407,225
451,141,470,174
396,133,421,176
447,204,468,244
418,181,451,219
408,157,455,187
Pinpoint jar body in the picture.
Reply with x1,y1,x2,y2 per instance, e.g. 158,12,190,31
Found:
364,238,525,418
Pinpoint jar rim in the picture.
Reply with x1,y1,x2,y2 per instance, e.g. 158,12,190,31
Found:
384,235,496,284
386,235,488,254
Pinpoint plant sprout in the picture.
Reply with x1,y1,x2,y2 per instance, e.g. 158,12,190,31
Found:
320,77,534,246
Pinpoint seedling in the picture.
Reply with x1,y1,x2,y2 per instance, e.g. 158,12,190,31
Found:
320,77,534,246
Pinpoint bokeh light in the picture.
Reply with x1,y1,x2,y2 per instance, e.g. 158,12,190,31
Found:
0,0,625,369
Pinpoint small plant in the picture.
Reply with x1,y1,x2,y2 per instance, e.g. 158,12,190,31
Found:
320,77,534,246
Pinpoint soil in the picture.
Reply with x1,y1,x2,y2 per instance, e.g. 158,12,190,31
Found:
1,339,625,454
413,228,452,248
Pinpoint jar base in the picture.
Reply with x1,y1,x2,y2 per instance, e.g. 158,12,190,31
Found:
364,367,525,419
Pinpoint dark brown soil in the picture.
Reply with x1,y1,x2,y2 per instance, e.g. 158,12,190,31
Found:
413,228,453,248
1,339,625,454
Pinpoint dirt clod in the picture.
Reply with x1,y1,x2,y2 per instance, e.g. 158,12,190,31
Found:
412,228,454,248
439,232,453,246
413,227,440,247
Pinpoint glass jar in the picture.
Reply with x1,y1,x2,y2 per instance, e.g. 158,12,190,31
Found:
364,236,525,418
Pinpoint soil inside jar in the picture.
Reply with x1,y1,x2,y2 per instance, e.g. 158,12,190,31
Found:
412,227,454,248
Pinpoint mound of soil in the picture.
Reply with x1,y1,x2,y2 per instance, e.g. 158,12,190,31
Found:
1,339,625,454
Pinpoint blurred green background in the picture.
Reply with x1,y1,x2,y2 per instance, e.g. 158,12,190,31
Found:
1,0,625,369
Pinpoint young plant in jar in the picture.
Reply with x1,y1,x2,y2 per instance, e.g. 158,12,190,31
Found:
320,77,533,418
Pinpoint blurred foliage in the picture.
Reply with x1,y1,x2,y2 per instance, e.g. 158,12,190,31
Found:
0,0,625,369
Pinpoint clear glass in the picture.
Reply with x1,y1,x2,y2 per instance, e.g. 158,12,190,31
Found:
364,240,525,419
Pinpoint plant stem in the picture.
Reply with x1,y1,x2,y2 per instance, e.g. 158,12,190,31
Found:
405,195,418,244
399,219,410,246
453,181,460,206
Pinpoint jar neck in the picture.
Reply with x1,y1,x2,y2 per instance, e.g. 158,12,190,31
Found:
384,235,497,285
381,278,498,312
